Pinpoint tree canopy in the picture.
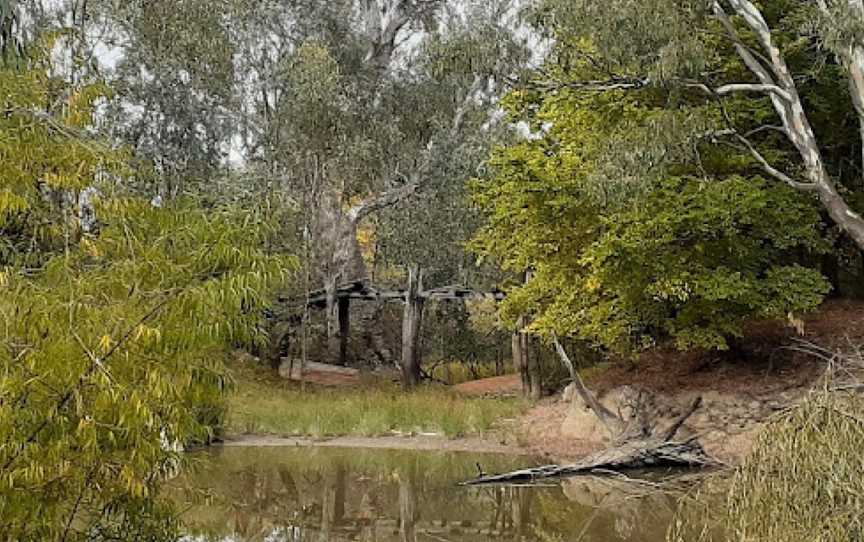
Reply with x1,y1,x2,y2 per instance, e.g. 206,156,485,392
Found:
470,0,864,353
0,40,291,539
6,0,864,537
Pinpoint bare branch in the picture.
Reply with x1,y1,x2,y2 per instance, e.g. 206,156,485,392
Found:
347,182,419,223
742,124,787,138
708,129,818,191
552,336,624,434
528,76,651,93
662,397,703,442
712,82,793,101
525,76,792,102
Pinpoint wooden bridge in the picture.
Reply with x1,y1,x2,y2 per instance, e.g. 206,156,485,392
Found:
275,276,507,385
302,280,506,308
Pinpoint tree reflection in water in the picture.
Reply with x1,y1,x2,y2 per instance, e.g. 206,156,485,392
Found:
175,447,675,542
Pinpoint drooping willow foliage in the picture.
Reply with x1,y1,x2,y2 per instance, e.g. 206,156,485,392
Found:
0,41,293,541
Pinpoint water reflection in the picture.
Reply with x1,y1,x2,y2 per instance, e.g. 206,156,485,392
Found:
174,447,675,542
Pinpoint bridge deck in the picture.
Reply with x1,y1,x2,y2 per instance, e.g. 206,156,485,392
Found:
295,280,505,309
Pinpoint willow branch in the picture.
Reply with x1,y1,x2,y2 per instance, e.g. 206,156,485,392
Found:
1,296,173,473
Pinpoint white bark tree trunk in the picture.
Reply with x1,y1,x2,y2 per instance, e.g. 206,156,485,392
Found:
715,0,864,248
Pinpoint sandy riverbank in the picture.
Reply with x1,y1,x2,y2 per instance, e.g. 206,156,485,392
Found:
220,433,532,455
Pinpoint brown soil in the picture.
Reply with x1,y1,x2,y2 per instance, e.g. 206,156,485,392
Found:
515,400,601,461
453,374,522,396
588,299,864,397
516,299,864,462
456,300,864,401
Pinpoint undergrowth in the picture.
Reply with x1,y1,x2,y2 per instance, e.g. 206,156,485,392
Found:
669,385,864,542
427,359,509,384
225,361,526,439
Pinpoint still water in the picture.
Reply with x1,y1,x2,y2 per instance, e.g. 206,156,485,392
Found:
175,446,676,542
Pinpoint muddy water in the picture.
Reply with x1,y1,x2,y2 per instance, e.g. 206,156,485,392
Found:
175,446,677,542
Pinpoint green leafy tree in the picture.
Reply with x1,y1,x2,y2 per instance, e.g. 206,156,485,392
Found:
492,176,829,352
0,45,292,541
231,0,530,380
0,38,125,266
471,16,833,353
531,0,864,249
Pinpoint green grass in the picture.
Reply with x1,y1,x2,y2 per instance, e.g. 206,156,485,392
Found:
225,362,526,439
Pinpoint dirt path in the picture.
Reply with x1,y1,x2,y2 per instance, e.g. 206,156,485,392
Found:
453,374,522,396
221,433,531,455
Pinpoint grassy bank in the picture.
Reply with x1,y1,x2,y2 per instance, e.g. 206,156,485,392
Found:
225,362,526,439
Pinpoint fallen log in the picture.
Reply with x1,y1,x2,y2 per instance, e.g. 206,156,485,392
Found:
460,437,717,486
462,340,719,486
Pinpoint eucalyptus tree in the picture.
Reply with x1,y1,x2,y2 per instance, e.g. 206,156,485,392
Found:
534,0,864,249
11,0,246,198
98,0,241,198
235,0,532,375
470,0,863,355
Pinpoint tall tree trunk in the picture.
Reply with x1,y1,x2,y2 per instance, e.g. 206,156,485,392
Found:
525,336,542,400
325,274,341,364
814,179,864,248
511,324,526,391
512,318,541,400
512,271,541,399
512,316,530,398
401,265,425,389
316,191,368,366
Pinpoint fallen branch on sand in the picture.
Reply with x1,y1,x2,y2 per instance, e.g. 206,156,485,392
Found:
461,339,718,486
461,437,717,485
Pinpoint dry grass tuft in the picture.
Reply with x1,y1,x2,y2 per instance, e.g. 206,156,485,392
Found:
670,346,864,542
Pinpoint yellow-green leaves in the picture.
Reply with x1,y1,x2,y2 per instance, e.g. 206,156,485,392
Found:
0,42,295,540
0,199,292,539
472,18,836,354
0,41,125,266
